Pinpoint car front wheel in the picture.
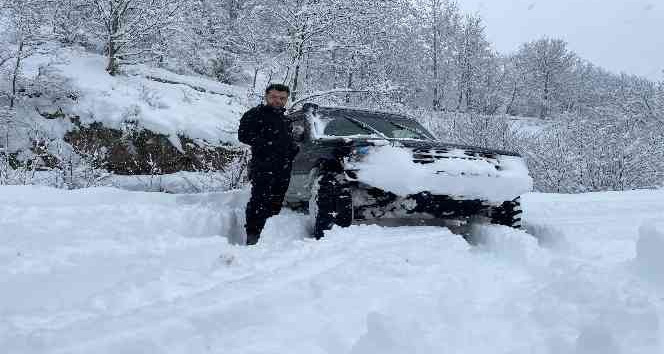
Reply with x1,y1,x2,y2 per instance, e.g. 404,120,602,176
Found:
489,197,522,229
309,170,353,239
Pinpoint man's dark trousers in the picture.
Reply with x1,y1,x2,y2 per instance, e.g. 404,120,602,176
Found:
245,164,292,244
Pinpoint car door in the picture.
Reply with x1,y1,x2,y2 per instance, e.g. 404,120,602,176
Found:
285,112,318,202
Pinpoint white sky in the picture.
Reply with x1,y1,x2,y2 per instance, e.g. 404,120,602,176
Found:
457,0,664,81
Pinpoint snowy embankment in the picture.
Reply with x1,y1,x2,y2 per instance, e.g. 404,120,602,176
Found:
23,47,248,145
1,186,663,353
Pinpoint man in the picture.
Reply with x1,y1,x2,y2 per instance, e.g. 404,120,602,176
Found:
238,84,299,245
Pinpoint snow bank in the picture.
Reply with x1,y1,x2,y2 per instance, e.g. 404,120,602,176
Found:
523,222,571,250
353,145,532,203
522,189,664,263
106,171,244,194
635,220,664,285
470,224,546,266
24,47,247,144
177,189,249,245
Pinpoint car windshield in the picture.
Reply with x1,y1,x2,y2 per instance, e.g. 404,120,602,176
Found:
321,110,434,140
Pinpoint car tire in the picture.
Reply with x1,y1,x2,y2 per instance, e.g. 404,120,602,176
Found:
490,197,522,229
309,169,353,239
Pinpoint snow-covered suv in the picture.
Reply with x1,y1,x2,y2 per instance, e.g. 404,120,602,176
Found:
285,104,533,238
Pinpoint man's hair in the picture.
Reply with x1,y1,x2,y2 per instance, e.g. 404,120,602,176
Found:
265,83,290,95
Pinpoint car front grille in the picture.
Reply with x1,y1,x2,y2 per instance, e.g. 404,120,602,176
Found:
412,148,500,171
413,148,496,163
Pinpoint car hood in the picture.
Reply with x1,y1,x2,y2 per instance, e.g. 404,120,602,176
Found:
341,141,533,203
327,137,521,158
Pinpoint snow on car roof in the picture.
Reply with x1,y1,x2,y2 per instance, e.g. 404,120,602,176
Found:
294,105,419,122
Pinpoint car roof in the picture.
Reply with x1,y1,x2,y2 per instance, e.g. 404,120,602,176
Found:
291,105,418,121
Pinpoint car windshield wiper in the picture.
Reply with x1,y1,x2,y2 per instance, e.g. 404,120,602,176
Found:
344,116,390,140
388,121,430,140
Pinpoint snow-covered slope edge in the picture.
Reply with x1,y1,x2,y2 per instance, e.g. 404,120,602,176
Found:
24,47,247,145
3,47,252,190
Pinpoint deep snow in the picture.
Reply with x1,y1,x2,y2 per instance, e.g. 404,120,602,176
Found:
1,186,663,353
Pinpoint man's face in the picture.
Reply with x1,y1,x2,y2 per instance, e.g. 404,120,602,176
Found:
265,90,289,108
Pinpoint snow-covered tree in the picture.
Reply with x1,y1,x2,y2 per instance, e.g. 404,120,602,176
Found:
88,0,183,75
298,0,421,106
267,0,352,101
414,0,462,110
513,38,577,118
454,14,488,111
232,1,289,89
51,0,92,46
419,0,461,110
0,0,51,108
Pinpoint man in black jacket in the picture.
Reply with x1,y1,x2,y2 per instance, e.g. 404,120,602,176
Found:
238,84,299,245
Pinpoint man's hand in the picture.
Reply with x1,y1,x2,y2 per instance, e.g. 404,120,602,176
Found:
292,125,305,142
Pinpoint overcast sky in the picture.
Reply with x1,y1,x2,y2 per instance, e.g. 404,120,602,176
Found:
456,0,664,81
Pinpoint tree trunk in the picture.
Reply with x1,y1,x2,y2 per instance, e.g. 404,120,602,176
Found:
10,39,24,109
432,0,440,111
106,43,117,75
290,33,306,102
541,72,550,118
291,59,301,102
506,82,518,115
267,69,273,84
345,69,353,104
457,69,464,111
252,67,259,91
106,12,120,76
456,46,465,111
228,0,240,34
465,73,472,110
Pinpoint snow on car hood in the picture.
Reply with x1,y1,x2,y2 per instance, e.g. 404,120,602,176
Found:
348,145,533,203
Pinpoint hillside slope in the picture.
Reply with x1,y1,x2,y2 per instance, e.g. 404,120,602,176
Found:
1,186,662,353
20,47,247,145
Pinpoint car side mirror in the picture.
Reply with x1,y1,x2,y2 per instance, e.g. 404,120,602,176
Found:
293,124,306,143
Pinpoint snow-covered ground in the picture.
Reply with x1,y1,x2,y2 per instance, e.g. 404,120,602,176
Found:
1,186,663,353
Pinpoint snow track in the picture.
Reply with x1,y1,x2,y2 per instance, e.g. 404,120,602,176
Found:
1,186,663,353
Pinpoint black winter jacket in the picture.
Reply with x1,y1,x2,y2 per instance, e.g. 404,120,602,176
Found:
238,105,299,173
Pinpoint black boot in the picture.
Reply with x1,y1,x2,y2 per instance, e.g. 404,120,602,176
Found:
246,233,260,246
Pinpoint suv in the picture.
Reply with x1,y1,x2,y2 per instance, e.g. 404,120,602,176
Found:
285,104,533,238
